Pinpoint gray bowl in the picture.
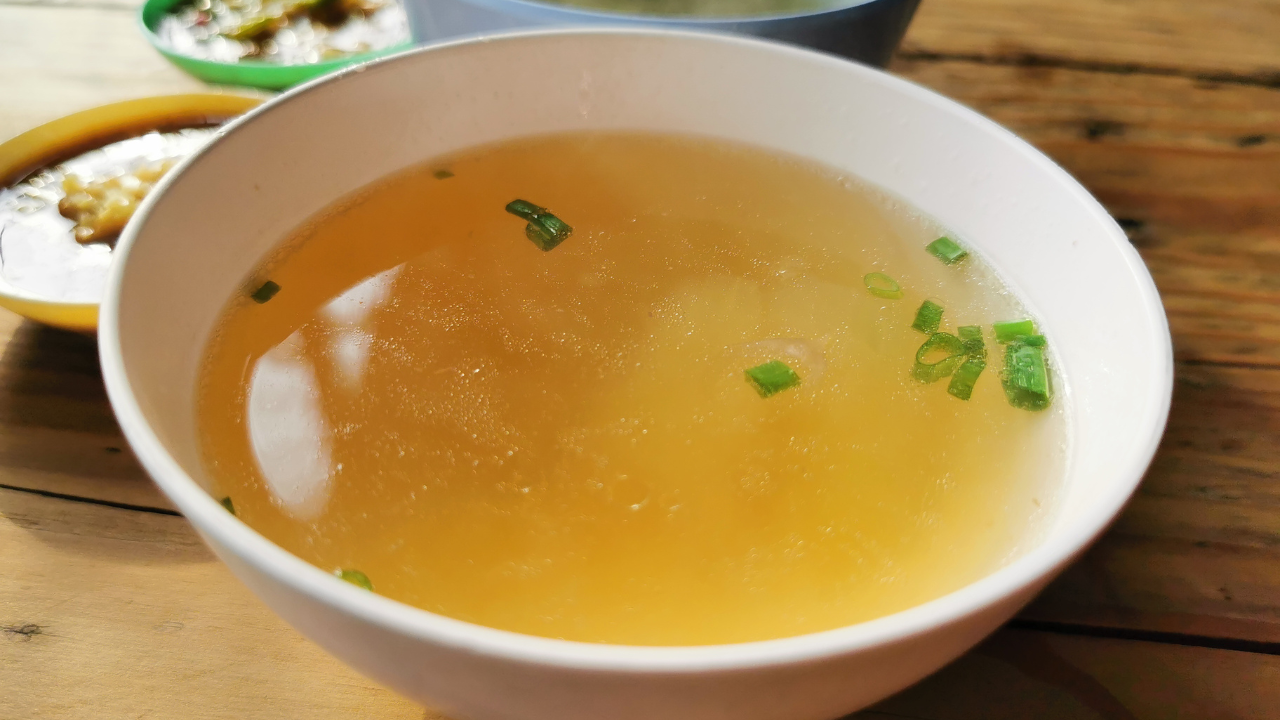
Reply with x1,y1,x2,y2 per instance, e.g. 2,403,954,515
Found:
405,0,921,66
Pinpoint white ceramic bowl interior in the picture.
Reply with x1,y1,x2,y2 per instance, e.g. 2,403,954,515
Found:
100,29,1173,720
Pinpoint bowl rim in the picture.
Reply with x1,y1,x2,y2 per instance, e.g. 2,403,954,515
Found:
0,92,263,313
437,0,898,26
99,27,1174,673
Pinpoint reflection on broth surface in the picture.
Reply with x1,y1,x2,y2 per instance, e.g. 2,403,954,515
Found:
200,133,1067,646
243,268,400,518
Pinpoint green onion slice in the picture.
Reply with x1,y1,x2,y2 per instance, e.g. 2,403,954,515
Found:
993,319,1036,343
911,332,967,383
526,214,573,251
947,355,987,400
219,496,235,515
745,360,801,398
957,325,986,357
505,199,543,221
506,199,573,251
250,280,280,304
926,237,969,265
863,272,903,299
1002,340,1053,411
912,299,944,334
432,169,455,180
336,569,374,591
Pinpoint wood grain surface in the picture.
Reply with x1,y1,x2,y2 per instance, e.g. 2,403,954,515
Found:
1,0,1278,717
6,486,1278,720
902,0,1280,80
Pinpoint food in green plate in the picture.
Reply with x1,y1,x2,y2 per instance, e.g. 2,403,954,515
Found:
157,0,409,64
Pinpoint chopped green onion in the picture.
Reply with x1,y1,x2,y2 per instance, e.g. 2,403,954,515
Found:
1002,340,1053,411
505,199,573,251
336,569,374,591
926,236,968,265
911,299,944,334
1018,334,1047,347
993,319,1036,343
432,169,455,180
947,355,987,400
911,332,967,383
863,272,903,299
505,199,544,222
745,360,801,398
219,496,235,515
957,325,985,357
526,213,573,250
250,280,280,304
525,223,571,250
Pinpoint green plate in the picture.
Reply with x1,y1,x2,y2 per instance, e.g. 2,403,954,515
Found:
139,0,413,90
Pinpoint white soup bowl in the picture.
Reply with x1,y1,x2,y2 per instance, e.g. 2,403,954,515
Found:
99,29,1173,720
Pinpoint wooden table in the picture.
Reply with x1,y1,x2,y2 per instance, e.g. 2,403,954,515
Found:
2,1,1277,717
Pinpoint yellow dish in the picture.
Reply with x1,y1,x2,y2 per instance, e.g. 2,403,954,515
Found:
0,93,263,333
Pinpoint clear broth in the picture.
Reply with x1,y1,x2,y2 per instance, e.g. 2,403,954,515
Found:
198,132,1067,646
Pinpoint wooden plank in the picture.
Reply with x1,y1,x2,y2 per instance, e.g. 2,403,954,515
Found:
900,0,1280,81
0,4,209,143
6,487,1278,720
0,318,173,510
0,487,433,720
891,57,1280,367
1023,363,1280,643
866,627,1280,720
